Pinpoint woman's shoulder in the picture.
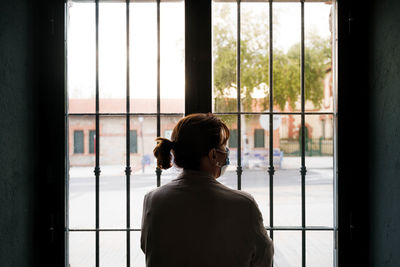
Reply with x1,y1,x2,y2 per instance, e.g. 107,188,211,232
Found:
144,170,257,207
214,182,256,205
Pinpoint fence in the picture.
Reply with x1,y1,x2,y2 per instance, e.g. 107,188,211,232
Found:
280,138,333,156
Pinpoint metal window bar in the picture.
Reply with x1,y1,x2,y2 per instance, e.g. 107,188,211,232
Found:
236,0,242,190
125,0,132,266
68,112,184,116
156,0,162,187
68,111,335,116
65,4,70,265
332,2,339,267
94,1,101,267
300,2,307,267
68,226,335,232
268,0,274,242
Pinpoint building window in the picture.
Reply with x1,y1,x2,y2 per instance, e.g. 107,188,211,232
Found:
254,129,265,148
89,130,96,154
229,129,238,148
130,130,138,154
73,130,84,154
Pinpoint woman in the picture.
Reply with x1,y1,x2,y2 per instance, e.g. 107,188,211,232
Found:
141,113,273,267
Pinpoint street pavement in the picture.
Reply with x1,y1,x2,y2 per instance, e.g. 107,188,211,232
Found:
68,157,335,267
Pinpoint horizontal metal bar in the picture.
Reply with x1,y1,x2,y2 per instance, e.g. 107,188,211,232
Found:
69,0,183,3
215,0,329,2
68,228,142,232
67,111,336,117
68,226,336,232
70,0,329,3
67,112,184,117
266,226,335,231
70,0,328,3
213,111,336,115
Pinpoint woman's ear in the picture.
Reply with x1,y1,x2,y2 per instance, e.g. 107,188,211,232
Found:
208,148,217,162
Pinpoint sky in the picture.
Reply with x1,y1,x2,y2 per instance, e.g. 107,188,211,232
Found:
67,1,331,99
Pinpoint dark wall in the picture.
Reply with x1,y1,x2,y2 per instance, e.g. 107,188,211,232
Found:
368,0,400,266
0,0,38,266
337,1,371,266
0,0,65,266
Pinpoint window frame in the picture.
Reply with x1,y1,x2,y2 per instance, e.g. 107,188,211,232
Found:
49,1,366,267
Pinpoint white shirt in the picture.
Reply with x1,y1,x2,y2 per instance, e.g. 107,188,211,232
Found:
141,169,274,267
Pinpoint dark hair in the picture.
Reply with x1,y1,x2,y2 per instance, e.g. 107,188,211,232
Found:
153,113,230,170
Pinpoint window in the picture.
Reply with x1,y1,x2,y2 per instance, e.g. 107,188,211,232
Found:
229,129,238,148
254,129,265,148
212,1,337,266
73,130,84,154
89,130,96,154
67,1,184,266
66,1,337,266
129,130,138,154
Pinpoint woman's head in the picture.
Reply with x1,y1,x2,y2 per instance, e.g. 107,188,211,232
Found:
153,113,229,170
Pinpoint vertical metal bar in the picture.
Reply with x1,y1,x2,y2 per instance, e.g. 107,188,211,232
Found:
65,4,70,267
300,1,307,267
332,2,338,267
268,0,274,241
125,0,131,266
156,0,162,187
95,0,100,266
236,0,242,191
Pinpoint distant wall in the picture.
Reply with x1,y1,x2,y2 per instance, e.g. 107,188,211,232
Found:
368,0,400,266
0,0,38,266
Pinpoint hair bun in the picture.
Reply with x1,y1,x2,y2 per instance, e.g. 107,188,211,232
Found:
153,137,174,170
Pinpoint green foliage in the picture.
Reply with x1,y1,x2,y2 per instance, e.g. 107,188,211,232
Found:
213,6,331,113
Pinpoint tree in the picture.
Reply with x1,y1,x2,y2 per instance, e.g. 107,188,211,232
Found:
213,5,331,114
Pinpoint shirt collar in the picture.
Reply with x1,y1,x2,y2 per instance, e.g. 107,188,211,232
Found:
177,169,215,181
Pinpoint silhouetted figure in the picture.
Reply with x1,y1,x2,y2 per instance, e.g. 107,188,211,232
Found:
141,113,274,267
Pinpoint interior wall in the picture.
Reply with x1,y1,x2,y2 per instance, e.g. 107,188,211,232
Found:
368,0,400,266
0,0,38,266
0,0,65,266
337,1,371,266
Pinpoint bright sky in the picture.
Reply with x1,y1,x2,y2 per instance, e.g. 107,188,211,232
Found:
67,2,331,99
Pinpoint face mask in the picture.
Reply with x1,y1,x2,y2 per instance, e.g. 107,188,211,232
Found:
219,163,229,177
216,147,230,177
